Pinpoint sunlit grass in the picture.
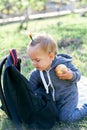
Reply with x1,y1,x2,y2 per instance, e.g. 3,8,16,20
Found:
0,14,87,76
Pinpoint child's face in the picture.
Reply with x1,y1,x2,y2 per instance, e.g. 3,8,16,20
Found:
27,44,55,71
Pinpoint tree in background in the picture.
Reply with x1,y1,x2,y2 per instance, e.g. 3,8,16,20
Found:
0,0,47,29
0,0,87,29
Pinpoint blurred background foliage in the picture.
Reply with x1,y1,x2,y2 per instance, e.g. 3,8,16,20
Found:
0,0,87,16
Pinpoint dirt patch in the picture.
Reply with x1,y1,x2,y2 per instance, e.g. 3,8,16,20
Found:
58,38,82,48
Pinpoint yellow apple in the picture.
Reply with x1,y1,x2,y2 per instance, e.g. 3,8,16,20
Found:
55,64,68,74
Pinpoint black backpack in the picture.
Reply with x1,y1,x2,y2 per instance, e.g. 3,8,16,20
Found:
0,49,57,130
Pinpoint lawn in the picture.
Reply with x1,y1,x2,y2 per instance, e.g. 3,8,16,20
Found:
0,13,87,130
0,14,87,76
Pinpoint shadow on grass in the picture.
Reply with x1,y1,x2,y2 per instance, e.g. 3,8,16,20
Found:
1,118,16,130
1,116,87,130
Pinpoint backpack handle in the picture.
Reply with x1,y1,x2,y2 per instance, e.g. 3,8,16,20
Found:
9,49,18,66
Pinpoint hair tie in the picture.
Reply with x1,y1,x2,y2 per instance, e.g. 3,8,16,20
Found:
29,33,33,40
29,33,35,45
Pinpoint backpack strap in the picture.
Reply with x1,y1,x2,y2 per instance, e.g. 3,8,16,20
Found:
0,54,23,130
0,57,10,116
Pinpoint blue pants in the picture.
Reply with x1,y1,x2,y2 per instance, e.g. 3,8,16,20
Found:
56,97,87,122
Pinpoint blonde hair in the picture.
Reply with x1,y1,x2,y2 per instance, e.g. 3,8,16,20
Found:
28,34,57,54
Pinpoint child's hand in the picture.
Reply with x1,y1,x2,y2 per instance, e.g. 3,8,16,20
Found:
55,64,73,80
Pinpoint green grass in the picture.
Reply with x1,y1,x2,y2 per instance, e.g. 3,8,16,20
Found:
0,14,87,76
0,14,87,130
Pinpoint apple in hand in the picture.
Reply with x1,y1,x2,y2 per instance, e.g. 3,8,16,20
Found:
55,64,68,74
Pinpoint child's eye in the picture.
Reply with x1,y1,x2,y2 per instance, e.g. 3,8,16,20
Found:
36,59,40,62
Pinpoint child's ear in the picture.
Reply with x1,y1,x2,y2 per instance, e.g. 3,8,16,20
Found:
49,52,55,60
